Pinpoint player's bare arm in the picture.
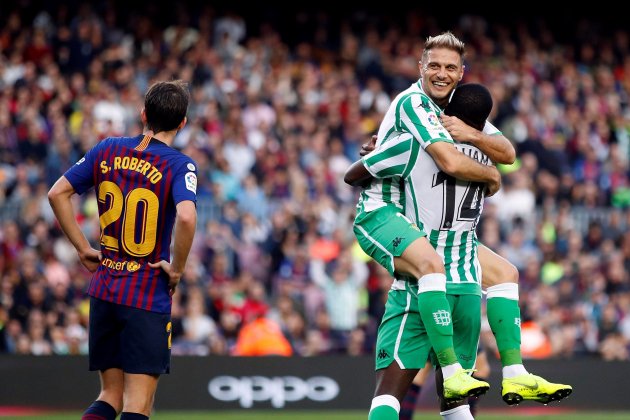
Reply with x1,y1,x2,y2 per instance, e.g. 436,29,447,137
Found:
47,176,102,272
343,160,372,187
426,141,501,196
344,135,378,187
349,134,501,195
441,115,516,165
149,199,197,295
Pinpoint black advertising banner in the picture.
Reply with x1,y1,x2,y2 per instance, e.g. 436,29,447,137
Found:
0,355,628,410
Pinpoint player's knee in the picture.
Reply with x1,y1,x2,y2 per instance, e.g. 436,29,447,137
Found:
503,261,519,284
483,260,518,288
418,255,445,277
395,254,422,279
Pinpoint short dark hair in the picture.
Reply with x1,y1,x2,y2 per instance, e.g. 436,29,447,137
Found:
144,80,189,133
444,83,493,131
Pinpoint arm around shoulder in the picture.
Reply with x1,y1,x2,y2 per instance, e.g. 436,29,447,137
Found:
426,141,501,187
470,133,516,165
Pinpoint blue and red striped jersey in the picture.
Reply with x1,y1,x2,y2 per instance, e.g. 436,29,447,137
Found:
64,134,197,313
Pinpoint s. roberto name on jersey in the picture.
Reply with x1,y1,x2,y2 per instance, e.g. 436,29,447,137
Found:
99,156,163,184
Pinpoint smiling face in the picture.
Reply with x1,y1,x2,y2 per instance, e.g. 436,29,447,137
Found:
420,47,464,108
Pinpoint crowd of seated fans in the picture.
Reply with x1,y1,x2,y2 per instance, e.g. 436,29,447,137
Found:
0,3,629,361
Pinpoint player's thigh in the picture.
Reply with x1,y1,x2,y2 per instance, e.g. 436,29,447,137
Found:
478,244,518,288
396,235,445,278
354,206,425,276
449,294,481,370
119,304,172,375
376,286,431,371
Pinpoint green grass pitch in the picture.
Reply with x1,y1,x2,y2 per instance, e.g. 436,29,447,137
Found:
2,411,630,420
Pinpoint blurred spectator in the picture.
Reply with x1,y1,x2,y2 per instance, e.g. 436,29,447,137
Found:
520,319,553,359
232,308,293,356
0,4,629,359
309,247,368,351
175,287,219,356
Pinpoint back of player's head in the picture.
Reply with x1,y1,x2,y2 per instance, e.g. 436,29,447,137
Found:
144,79,190,134
444,83,493,131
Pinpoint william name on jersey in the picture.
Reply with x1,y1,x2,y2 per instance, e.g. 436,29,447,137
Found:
456,144,490,166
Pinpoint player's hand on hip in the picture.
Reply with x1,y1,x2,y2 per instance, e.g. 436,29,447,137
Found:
79,248,102,272
149,260,182,296
359,135,378,156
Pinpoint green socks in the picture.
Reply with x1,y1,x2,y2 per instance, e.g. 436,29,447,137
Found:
417,273,457,367
486,283,522,366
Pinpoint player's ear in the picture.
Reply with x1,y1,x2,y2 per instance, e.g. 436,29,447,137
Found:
177,116,187,131
141,108,147,125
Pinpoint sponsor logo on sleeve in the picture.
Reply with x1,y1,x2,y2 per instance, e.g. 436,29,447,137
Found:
427,113,440,127
187,162,196,171
185,172,197,193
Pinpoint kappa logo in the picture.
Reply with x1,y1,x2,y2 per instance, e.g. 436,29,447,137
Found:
515,318,521,328
392,237,403,248
377,349,389,360
458,353,473,362
419,98,432,113
433,310,451,326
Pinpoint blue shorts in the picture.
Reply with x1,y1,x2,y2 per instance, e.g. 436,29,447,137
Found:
89,297,172,374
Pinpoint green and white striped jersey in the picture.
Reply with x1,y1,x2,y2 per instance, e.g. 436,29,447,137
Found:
356,81,450,214
358,81,501,294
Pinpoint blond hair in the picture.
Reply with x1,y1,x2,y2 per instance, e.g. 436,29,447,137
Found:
422,31,466,62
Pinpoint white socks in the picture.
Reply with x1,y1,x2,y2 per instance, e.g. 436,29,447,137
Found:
441,404,474,419
441,362,463,379
370,394,400,412
503,364,528,378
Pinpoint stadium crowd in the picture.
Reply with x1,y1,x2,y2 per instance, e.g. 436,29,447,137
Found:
0,3,629,361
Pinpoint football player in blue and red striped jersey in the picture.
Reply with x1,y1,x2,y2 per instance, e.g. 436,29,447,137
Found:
48,80,197,420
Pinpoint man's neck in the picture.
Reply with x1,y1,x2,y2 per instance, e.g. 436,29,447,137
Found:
145,130,176,146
